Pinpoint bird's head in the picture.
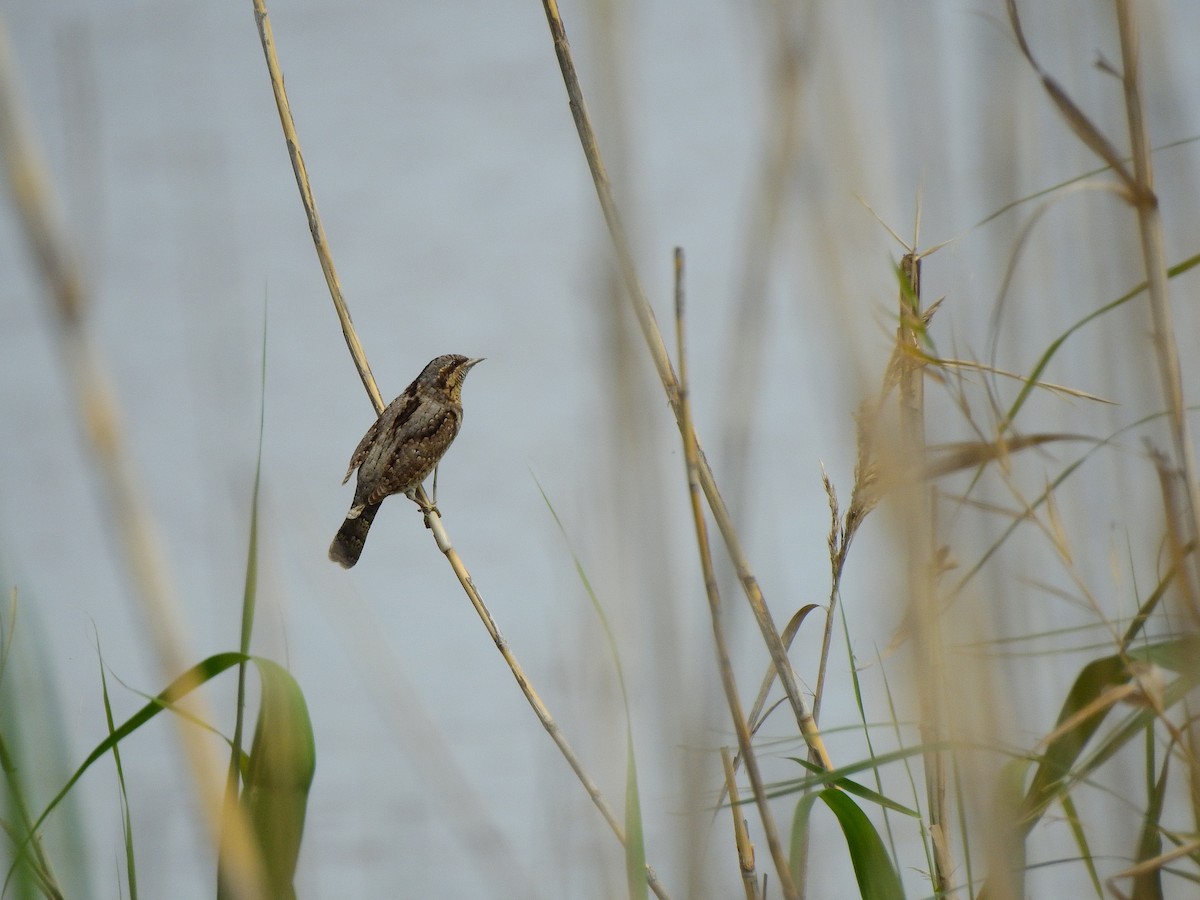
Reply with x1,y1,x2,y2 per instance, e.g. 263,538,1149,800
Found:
420,354,483,403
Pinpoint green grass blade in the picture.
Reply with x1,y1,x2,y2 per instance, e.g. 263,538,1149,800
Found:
624,728,647,900
0,732,62,900
787,758,919,818
0,592,75,899
533,475,647,899
1130,729,1167,900
1058,792,1102,898
19,651,246,860
220,296,269,898
1003,253,1200,431
969,135,1200,232
875,654,937,887
95,636,137,900
953,409,1179,598
773,744,952,799
233,305,267,747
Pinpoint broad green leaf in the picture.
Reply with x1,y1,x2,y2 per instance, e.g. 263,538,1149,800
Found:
1020,655,1128,827
789,791,824,888
242,659,316,900
821,789,905,900
793,789,905,900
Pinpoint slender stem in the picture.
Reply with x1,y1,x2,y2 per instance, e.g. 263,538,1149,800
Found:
897,255,954,896
538,0,831,771
251,0,381,415
812,491,846,726
1114,0,1200,607
720,747,762,900
675,250,798,900
249,3,670,895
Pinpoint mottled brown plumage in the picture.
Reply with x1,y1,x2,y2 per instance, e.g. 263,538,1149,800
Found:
329,354,482,568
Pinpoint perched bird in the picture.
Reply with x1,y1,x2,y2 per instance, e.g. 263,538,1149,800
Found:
329,354,483,568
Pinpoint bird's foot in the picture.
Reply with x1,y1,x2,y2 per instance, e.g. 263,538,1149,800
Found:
406,488,441,524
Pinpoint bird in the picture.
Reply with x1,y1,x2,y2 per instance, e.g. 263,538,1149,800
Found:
329,354,483,568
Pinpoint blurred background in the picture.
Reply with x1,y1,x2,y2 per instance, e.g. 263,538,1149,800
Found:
2,0,1199,897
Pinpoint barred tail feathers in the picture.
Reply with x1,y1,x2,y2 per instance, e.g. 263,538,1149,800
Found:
328,502,382,568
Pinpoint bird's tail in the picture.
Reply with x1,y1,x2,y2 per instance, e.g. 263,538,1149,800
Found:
328,502,381,568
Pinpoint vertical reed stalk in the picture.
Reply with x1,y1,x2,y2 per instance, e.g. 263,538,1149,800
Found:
674,249,798,900
250,3,670,895
1113,0,1200,609
897,255,954,896
537,0,831,770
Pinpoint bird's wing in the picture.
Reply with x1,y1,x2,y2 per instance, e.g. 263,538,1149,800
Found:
342,417,381,484
366,406,462,505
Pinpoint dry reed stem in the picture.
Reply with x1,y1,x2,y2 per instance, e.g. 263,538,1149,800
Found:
0,17,267,900
248,3,670,896
813,394,886,728
674,250,797,900
1109,5,1200,850
1113,0,1200,612
811,471,843,727
895,255,954,896
713,605,817,825
537,0,831,772
744,606,820,743
720,747,761,900
251,2,380,413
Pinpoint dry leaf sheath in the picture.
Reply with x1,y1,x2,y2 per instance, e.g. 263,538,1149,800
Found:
329,354,483,567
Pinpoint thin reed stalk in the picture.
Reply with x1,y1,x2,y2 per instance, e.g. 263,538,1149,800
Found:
249,2,670,896
1113,0,1200,610
720,747,761,900
896,254,954,896
537,0,831,772
674,249,797,900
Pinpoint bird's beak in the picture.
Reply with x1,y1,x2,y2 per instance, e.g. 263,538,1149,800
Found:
466,357,485,369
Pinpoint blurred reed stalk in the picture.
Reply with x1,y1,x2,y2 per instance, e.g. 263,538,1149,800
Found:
718,0,807,514
0,16,267,900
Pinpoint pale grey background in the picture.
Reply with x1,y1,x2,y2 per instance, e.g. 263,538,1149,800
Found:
2,1,1199,897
